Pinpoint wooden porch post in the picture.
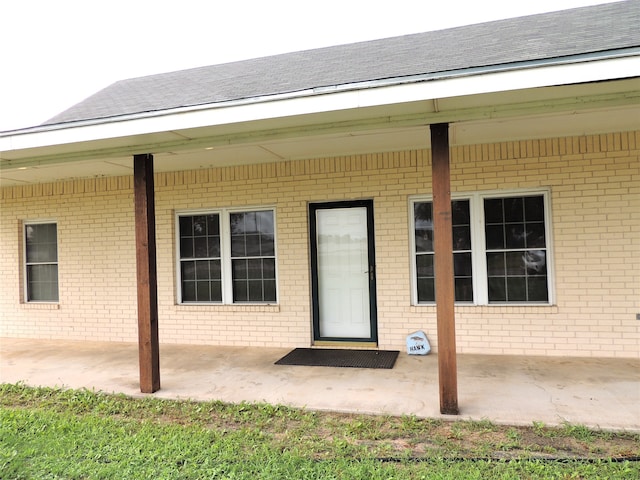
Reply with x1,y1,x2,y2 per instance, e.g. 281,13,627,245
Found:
430,123,459,415
133,153,160,393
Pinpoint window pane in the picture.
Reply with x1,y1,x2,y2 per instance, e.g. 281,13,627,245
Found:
485,224,504,250
417,278,435,303
526,223,546,248
193,215,207,235
416,254,434,277
195,260,209,279
246,258,262,280
263,258,276,279
210,281,222,302
488,251,549,303
46,244,57,262
452,225,471,250
233,280,248,302
182,281,196,302
260,234,275,256
179,214,220,261
230,210,277,303
414,203,433,253
256,210,274,234
488,277,506,302
179,216,193,237
486,252,505,276
415,229,433,253
194,237,208,257
524,196,544,221
245,234,261,256
230,212,242,235
27,264,59,302
194,281,207,301
528,277,549,302
207,237,220,257
181,261,196,281
209,260,221,279
415,251,435,302
505,251,525,275
231,235,246,256
455,277,473,302
504,197,524,222
248,280,264,302
524,250,546,275
230,212,247,234
484,198,503,223
505,224,526,249
232,259,248,280
181,259,220,302
506,277,527,301
452,200,470,224
206,214,220,235
414,200,473,303
243,212,257,233
180,237,194,258
26,224,57,263
454,252,472,277
28,281,43,301
25,223,58,302
232,257,278,303
454,252,473,302
484,195,549,304
263,280,277,302
414,202,433,222
231,211,275,258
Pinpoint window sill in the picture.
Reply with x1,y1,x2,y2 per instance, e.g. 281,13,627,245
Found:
176,303,280,313
411,304,559,314
21,302,60,310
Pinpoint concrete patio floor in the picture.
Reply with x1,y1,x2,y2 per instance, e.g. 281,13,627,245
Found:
1,337,638,432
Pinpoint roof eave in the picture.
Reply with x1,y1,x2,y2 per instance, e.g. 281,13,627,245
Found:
5,47,639,137
1,51,639,161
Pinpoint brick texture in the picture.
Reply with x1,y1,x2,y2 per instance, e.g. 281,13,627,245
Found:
1,132,638,358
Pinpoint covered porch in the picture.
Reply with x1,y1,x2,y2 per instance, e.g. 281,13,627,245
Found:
1,337,638,432
1,5,638,422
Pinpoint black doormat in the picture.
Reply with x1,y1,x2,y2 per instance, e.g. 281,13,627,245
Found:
275,348,399,369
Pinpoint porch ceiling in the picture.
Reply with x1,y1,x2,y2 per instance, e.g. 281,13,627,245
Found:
1,77,639,188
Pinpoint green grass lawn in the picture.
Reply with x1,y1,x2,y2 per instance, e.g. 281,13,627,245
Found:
1,383,638,479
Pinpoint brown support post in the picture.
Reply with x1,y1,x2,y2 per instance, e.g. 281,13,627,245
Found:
134,153,160,393
430,123,459,415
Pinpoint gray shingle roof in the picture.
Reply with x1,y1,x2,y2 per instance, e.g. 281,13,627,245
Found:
44,1,640,126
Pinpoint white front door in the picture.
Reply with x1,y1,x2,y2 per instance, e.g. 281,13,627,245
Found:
310,201,377,341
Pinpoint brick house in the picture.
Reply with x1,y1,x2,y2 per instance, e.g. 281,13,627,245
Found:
1,2,639,371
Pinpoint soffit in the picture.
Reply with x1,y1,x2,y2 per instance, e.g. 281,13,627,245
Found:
1,77,639,187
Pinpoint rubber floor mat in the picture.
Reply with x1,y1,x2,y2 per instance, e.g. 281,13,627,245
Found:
275,348,399,369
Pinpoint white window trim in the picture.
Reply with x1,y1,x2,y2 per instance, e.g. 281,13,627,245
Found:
175,206,278,305
23,219,59,304
409,188,555,306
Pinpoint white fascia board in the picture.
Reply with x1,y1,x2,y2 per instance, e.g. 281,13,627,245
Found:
1,55,639,156
355,55,640,107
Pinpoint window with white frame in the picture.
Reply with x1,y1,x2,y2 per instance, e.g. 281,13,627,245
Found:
178,213,222,302
24,221,59,302
177,208,277,304
411,190,552,305
414,200,473,302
